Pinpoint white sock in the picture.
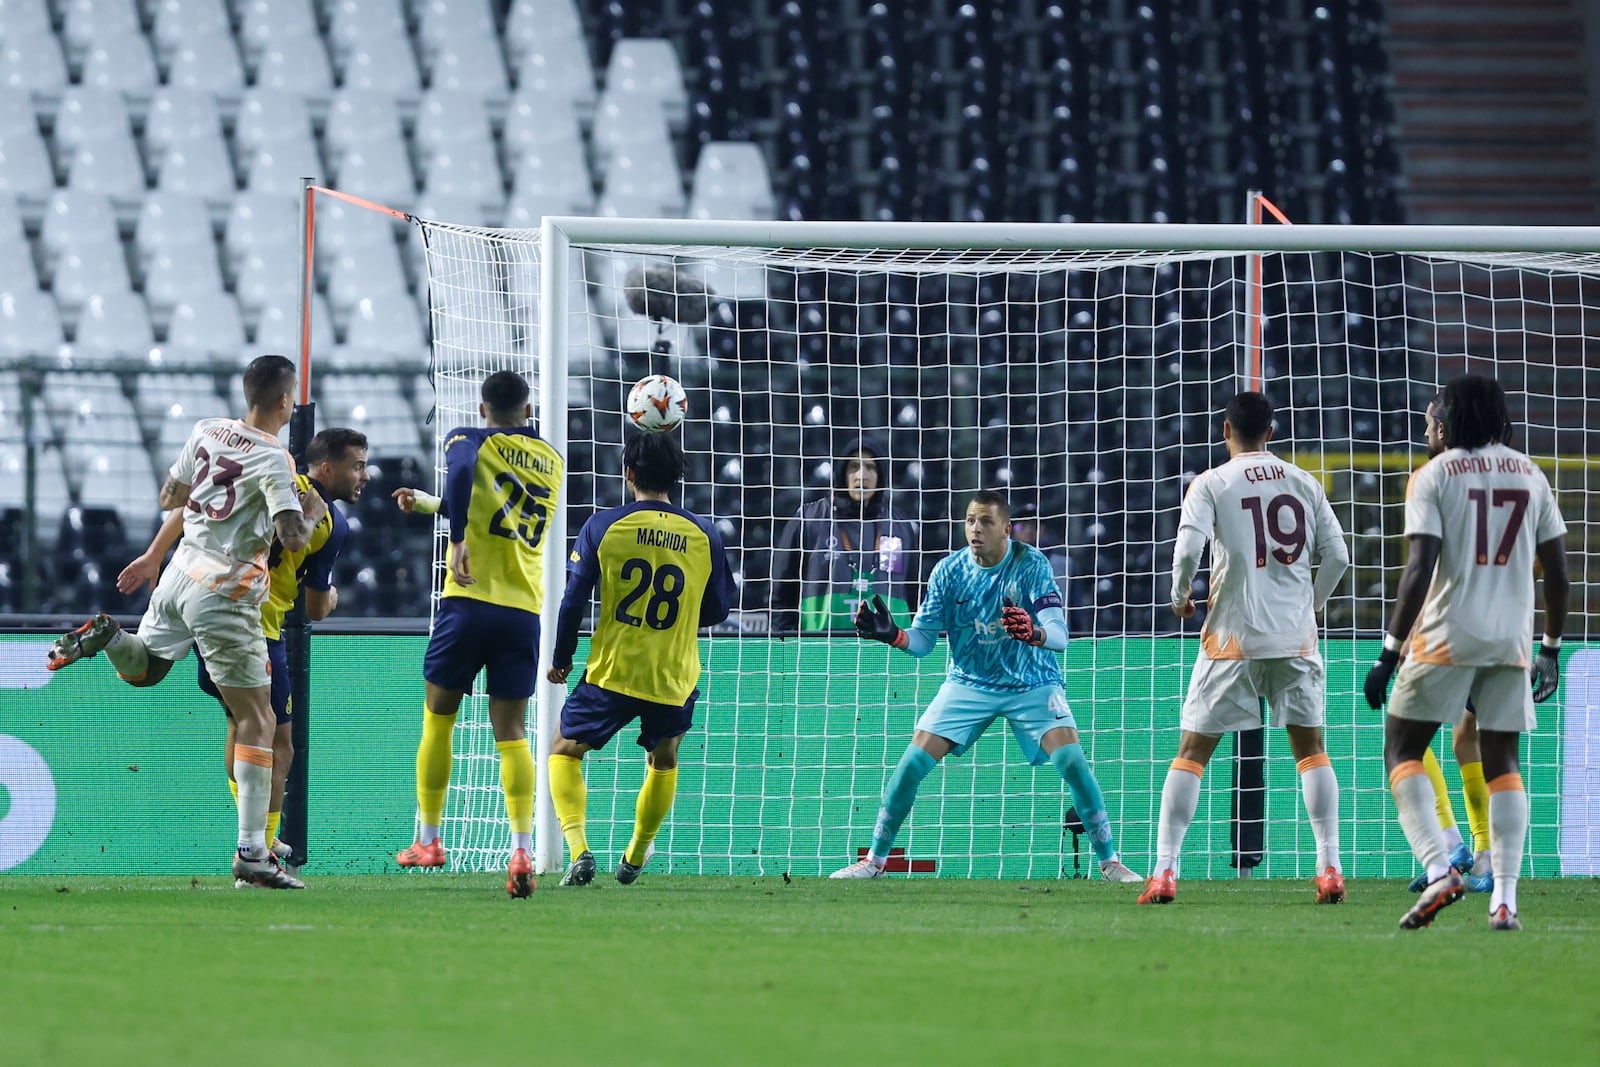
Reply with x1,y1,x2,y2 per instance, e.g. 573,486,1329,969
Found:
419,823,441,846
1488,785,1527,915
234,749,272,857
1298,761,1341,873
1473,849,1492,876
1155,761,1203,877
1441,822,1465,852
511,832,532,853
865,852,887,869
103,629,149,680
1392,769,1449,881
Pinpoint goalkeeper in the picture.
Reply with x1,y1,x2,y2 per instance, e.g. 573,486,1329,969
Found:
831,490,1140,882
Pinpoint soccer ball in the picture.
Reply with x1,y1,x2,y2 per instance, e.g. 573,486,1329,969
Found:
626,374,687,433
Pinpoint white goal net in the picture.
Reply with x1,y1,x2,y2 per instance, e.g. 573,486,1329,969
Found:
411,217,1598,880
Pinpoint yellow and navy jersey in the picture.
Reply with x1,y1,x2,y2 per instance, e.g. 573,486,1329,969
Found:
440,425,564,615
260,474,347,640
552,500,735,706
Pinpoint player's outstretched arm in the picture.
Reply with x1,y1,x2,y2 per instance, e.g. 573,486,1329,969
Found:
1532,535,1569,702
117,507,184,594
1364,533,1441,709
392,487,443,515
273,506,318,554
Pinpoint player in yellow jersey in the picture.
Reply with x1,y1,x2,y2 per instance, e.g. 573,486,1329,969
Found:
390,371,563,897
117,428,368,871
546,431,735,887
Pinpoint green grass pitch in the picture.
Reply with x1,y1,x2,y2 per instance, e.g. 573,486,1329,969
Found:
3,875,1596,1066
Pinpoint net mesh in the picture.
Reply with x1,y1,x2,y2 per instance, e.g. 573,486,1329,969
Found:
411,218,1598,879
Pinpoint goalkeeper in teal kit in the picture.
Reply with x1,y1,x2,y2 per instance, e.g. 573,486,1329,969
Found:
831,490,1141,882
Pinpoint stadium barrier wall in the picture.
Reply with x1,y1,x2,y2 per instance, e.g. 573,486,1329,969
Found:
0,634,1589,878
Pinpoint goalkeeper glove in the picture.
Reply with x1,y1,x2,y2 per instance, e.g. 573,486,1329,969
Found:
855,594,907,649
1532,640,1561,703
1001,597,1044,647
1363,645,1400,710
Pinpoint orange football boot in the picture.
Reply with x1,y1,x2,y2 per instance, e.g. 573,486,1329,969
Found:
1314,866,1346,904
1137,868,1176,905
396,839,447,868
506,848,535,898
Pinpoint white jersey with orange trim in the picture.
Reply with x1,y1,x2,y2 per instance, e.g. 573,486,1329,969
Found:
1403,443,1566,668
167,417,301,605
1174,450,1349,660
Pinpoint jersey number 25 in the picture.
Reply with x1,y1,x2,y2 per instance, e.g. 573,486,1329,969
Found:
488,471,550,549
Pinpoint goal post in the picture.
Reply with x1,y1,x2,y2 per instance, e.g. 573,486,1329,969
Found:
401,212,1600,879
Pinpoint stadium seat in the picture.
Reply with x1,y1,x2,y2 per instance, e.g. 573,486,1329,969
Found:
689,142,776,219
254,33,334,100
150,0,232,59
43,373,139,438
133,372,225,422
604,39,689,130
0,236,36,292
332,138,416,211
345,288,426,353
142,246,226,316
420,139,504,209
0,123,55,199
601,138,686,216
415,90,494,154
41,191,119,265
590,96,674,179
320,374,422,454
76,292,154,353
237,0,319,61
67,444,161,530
338,33,423,99
513,44,598,121
223,192,299,268
327,0,408,61
415,0,496,49
324,243,408,315
0,29,68,95
54,88,133,156
167,292,245,354
61,0,141,54
505,0,585,66
503,99,584,168
80,34,160,94
236,88,315,157
234,243,302,315
167,32,247,97
324,89,404,154
50,248,133,318
134,192,214,267
509,148,594,216
144,88,225,157
156,131,238,203
0,0,51,39
0,289,63,356
65,136,147,201
597,184,685,220
426,36,511,101
0,442,71,532
252,292,335,354
244,137,325,196
313,194,404,258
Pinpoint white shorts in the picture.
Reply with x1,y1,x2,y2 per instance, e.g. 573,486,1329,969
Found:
1180,652,1325,735
1388,660,1535,733
139,567,269,690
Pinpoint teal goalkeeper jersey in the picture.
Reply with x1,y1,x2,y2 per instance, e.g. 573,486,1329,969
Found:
909,540,1066,692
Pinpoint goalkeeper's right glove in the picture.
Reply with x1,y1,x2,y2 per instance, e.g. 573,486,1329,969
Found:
855,594,908,649
1532,639,1561,703
1363,645,1400,710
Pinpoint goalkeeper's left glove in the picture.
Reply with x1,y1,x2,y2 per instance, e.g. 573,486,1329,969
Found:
1532,638,1561,703
1001,597,1044,647
1363,641,1400,710
855,595,908,649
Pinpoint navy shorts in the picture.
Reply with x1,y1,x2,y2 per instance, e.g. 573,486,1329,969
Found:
423,597,541,700
560,678,697,752
198,636,291,725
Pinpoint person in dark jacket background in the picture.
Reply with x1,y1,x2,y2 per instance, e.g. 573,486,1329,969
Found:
769,437,921,633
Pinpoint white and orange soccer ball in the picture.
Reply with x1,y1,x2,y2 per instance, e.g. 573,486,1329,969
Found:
626,374,687,433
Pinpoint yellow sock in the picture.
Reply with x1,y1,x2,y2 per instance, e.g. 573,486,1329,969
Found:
1460,761,1491,852
496,739,535,835
265,810,281,845
1422,747,1456,830
416,708,458,827
547,753,589,857
625,765,678,866
228,778,239,807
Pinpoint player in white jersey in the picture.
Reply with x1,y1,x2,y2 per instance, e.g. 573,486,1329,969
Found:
1364,374,1568,931
1139,392,1351,906
47,355,327,889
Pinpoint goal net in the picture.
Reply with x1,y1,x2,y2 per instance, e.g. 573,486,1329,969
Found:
413,217,1598,880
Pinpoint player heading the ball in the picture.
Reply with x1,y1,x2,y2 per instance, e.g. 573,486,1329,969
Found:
832,490,1141,883
1139,391,1351,907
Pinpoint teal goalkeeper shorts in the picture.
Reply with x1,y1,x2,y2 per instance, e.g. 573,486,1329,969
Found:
914,681,1078,766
